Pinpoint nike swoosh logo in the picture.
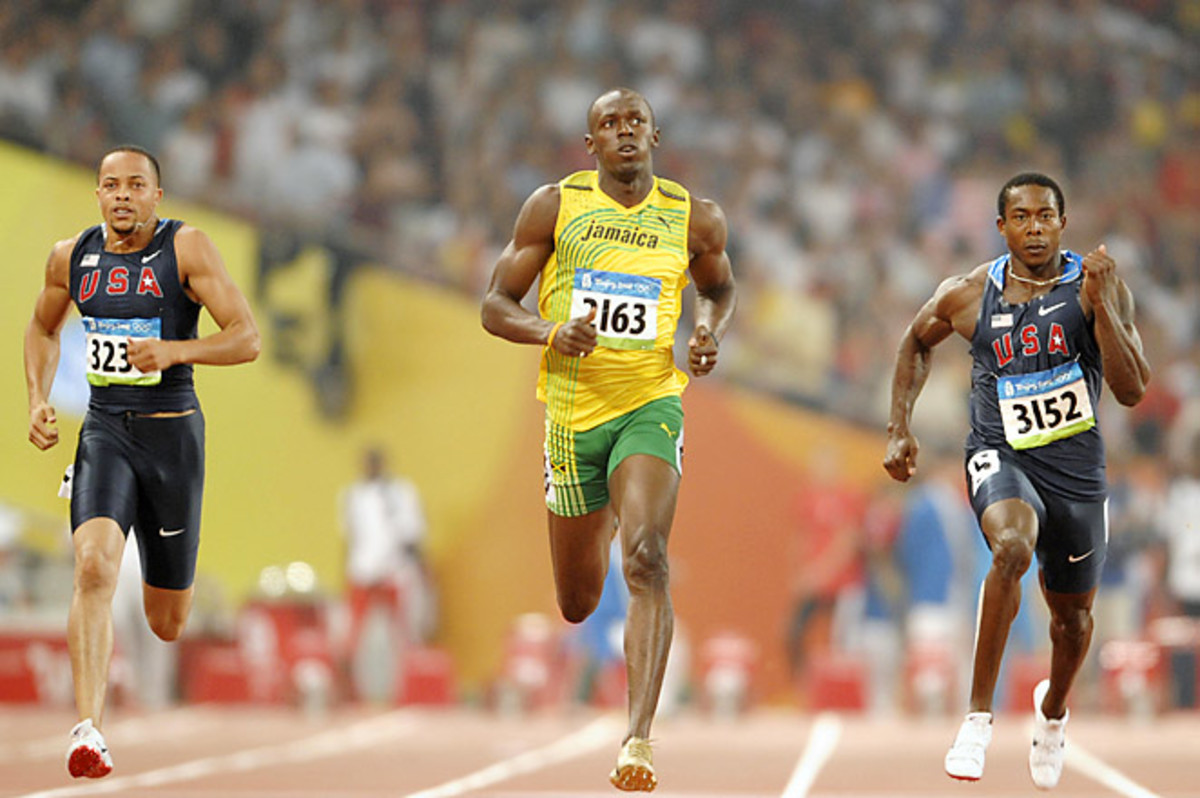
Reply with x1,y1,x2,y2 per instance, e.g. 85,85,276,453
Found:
1067,549,1094,563
142,250,162,263
159,528,185,537
1038,302,1066,317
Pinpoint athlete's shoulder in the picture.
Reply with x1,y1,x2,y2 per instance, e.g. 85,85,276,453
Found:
48,228,92,266
41,232,85,288
686,194,727,250
929,263,987,322
51,232,84,257
173,223,228,276
509,184,561,246
173,222,211,254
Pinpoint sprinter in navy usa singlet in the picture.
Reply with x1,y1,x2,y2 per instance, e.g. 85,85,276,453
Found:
24,146,259,779
966,250,1106,502
883,173,1150,788
70,218,201,414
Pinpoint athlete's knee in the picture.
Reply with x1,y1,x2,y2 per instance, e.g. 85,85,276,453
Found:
146,605,189,641
73,544,120,596
989,529,1035,581
558,590,601,624
1050,605,1093,644
144,587,193,641
623,532,670,595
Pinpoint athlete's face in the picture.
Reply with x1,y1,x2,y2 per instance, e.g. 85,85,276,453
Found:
585,93,659,181
96,151,162,237
997,185,1065,271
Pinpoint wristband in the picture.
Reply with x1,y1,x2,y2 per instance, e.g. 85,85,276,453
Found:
547,322,563,347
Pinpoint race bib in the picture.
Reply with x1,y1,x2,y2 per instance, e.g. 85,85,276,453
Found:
570,268,661,351
83,316,162,386
997,361,1094,450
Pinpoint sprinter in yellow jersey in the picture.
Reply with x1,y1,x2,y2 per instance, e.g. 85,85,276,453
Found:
482,88,735,792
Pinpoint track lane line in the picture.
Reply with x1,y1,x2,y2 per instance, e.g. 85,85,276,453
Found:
1066,739,1163,798
402,715,621,798
9,709,420,798
781,712,842,798
0,708,206,764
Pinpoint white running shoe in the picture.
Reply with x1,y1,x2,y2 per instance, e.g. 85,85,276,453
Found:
610,736,657,792
944,711,992,781
67,718,113,779
1029,679,1067,790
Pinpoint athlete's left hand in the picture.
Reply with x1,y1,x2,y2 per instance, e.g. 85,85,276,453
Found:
1081,244,1119,309
127,338,178,372
688,325,719,376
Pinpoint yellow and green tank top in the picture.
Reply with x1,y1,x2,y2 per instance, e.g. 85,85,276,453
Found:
537,170,692,431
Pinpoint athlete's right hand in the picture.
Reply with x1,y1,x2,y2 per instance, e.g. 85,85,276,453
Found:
551,306,597,358
883,429,919,482
29,402,59,450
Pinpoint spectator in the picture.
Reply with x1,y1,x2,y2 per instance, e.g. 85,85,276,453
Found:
339,446,431,701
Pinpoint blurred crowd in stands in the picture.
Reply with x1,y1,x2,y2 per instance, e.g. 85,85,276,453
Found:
2,0,1197,436
3,0,1200,709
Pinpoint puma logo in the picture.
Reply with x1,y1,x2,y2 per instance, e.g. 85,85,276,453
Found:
659,423,676,439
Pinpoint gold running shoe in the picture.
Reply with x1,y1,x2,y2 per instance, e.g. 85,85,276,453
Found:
610,737,657,792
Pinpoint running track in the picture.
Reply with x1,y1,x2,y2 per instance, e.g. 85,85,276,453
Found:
1,705,1195,797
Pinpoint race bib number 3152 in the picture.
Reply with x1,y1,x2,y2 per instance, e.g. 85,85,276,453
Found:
570,268,662,351
997,361,1094,450
83,316,163,386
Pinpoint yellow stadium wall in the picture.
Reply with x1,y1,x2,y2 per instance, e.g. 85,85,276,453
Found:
0,143,893,701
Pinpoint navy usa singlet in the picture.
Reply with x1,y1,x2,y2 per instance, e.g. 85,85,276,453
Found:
68,219,201,413
965,250,1107,502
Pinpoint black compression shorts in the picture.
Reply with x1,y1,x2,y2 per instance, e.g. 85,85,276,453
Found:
71,408,205,590
965,446,1107,594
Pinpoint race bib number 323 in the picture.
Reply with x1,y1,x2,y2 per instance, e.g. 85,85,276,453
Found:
569,268,662,351
83,316,163,386
997,361,1094,450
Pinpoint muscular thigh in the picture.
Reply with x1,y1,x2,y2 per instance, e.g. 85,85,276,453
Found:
130,412,205,590
966,447,1107,593
1039,494,1107,594
71,410,138,533
542,396,683,518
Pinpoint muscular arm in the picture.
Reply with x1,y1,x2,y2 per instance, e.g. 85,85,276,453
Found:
126,226,260,372
481,185,559,345
1080,246,1149,406
883,270,981,481
480,186,600,356
24,239,76,449
686,197,736,376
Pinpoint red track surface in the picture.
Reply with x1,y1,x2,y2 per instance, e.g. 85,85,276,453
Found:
1,705,1196,797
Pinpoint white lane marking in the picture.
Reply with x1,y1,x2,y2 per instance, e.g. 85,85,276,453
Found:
10,710,419,798
781,712,842,798
0,708,204,763
402,716,619,798
1067,739,1163,798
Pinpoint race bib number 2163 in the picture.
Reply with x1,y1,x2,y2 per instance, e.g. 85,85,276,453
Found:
569,268,662,351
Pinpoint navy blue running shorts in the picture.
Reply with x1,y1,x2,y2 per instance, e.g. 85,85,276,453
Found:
965,447,1107,594
71,408,205,590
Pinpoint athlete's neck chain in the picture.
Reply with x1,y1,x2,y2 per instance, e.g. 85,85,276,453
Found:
1007,260,1062,288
